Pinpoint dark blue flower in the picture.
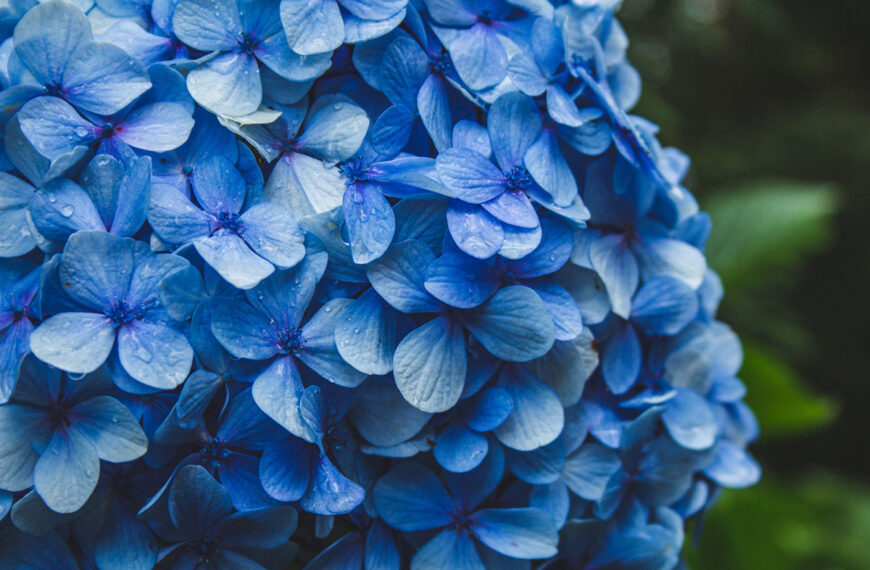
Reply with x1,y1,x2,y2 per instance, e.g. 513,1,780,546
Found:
152,464,298,568
259,385,366,515
0,260,40,402
374,450,559,565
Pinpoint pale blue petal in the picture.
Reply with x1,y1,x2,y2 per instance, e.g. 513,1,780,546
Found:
494,365,563,451
394,317,467,413
524,128,577,207
239,203,305,268
463,286,555,362
70,395,148,462
211,296,279,360
334,289,397,375
635,236,706,290
299,299,368,387
252,356,314,441
116,102,195,152
342,182,395,264
487,92,541,171
367,240,441,313
418,74,452,152
18,96,98,160
257,31,332,81
589,233,638,319
662,389,717,450
301,453,365,515
12,0,91,86
446,200,504,259
449,23,507,91
117,320,192,389
704,441,761,488
265,153,346,216
29,312,115,374
297,100,369,162
33,427,99,513
470,508,558,559
62,42,152,115
195,231,275,289
280,0,344,55
147,183,211,244
435,147,505,203
481,189,538,229
31,179,104,241
172,0,242,51
186,52,261,116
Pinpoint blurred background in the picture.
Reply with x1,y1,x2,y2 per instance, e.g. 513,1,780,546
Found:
621,0,870,567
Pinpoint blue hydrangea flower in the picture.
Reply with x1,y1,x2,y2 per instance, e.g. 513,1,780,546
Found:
0,0,762,565
17,64,195,162
149,155,305,289
280,0,408,56
29,155,151,245
210,255,366,433
236,97,370,217
0,260,40,402
423,0,528,91
173,0,331,116
152,388,285,511
437,92,590,259
343,238,556,412
374,451,559,565
0,357,147,513
10,0,152,116
29,231,193,389
150,464,298,568
259,385,366,515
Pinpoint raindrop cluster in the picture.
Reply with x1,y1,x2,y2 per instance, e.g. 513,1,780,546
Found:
0,0,760,568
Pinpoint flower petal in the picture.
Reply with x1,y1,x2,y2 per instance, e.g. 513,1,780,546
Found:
394,317,467,413
29,313,115,375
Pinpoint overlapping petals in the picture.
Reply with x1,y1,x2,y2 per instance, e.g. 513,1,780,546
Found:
0,0,758,568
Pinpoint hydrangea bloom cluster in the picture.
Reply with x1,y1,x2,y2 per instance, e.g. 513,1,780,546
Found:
0,0,760,568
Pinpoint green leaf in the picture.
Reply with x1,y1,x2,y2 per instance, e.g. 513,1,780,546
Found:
686,474,870,570
705,181,837,292
740,342,836,439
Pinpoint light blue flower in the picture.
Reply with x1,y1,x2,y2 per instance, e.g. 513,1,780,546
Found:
29,231,194,389
173,0,331,116
0,357,147,513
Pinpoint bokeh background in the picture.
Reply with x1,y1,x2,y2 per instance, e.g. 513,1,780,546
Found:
621,0,870,566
